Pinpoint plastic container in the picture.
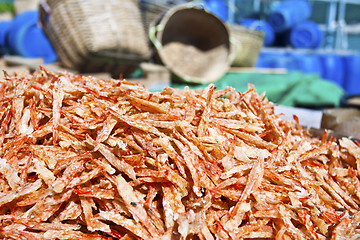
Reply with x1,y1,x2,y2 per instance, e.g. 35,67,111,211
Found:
318,53,344,87
240,18,275,46
7,10,57,63
291,52,322,76
0,21,12,54
343,54,360,95
255,50,296,70
203,0,228,22
289,21,323,49
268,0,312,32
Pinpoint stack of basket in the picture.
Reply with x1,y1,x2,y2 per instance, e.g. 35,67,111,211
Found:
39,0,150,76
39,0,263,83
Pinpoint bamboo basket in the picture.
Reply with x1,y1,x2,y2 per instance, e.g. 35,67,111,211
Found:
228,24,265,67
39,0,150,75
139,0,187,32
149,4,231,84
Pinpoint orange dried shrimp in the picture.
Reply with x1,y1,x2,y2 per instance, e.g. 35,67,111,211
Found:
0,68,359,239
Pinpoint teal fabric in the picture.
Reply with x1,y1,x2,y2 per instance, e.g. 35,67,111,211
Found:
171,71,345,107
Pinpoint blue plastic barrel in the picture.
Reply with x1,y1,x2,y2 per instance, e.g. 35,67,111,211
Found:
0,21,11,55
240,18,275,46
255,50,296,70
318,53,344,87
291,52,322,76
343,54,360,95
255,50,281,68
0,21,11,47
7,10,57,63
203,0,228,22
289,21,323,49
268,0,312,32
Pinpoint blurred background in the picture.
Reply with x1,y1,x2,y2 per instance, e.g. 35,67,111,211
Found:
0,0,359,116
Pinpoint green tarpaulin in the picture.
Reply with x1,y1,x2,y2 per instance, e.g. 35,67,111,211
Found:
171,71,345,108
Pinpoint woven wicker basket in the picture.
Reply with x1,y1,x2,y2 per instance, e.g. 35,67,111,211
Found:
228,24,265,67
139,0,187,32
39,0,150,75
149,4,231,84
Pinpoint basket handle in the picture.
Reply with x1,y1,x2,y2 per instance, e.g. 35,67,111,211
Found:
149,24,164,50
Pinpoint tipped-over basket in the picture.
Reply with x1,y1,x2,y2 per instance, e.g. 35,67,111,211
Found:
39,0,150,76
149,4,232,84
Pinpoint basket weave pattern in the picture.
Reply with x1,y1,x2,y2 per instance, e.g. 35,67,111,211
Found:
139,0,186,31
228,24,265,67
40,0,150,72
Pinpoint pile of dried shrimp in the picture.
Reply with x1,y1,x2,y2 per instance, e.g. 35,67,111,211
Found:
0,68,360,239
